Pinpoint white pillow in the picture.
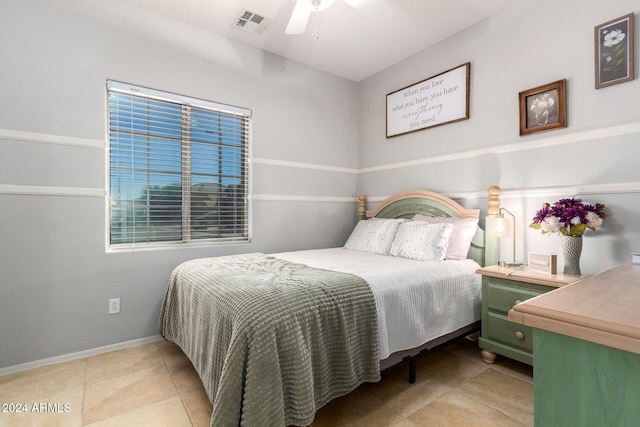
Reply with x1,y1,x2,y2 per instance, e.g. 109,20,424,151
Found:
389,222,453,262
343,218,405,255
412,215,479,260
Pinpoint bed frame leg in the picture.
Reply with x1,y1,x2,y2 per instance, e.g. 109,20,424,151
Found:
408,358,416,384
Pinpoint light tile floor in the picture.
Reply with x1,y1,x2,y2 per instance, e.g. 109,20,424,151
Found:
0,336,533,426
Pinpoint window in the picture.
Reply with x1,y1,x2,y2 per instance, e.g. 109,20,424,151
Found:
107,81,251,249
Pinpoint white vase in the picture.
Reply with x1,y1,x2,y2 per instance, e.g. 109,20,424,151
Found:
535,108,549,126
561,235,582,275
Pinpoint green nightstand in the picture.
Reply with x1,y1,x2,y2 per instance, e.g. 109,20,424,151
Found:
476,265,587,365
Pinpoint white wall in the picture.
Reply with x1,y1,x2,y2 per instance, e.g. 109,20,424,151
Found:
357,0,640,274
0,0,360,369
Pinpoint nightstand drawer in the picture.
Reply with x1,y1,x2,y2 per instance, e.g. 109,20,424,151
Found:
486,279,550,314
486,312,533,353
478,265,588,365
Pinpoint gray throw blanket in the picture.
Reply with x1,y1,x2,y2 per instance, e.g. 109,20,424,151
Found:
158,253,380,426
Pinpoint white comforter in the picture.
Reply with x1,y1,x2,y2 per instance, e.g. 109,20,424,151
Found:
274,248,482,360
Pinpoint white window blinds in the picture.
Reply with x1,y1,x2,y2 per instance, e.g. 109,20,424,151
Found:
107,80,251,248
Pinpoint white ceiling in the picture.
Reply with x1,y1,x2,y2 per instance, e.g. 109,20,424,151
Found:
114,0,518,82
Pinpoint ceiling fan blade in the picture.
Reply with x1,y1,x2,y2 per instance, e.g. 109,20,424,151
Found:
285,2,311,34
343,0,389,16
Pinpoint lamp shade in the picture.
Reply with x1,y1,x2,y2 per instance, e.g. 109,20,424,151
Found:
493,212,510,238
493,207,522,267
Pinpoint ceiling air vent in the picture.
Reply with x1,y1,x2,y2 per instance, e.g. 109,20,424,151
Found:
233,8,272,36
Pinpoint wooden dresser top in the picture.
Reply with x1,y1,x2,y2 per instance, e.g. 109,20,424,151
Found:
476,265,588,288
508,263,640,355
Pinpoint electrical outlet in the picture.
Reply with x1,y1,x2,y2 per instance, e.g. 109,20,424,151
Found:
109,298,120,315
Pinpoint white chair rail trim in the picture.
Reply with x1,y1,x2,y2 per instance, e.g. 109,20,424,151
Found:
2,121,639,175
2,183,640,200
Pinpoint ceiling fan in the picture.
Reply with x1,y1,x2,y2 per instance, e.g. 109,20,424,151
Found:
285,0,338,39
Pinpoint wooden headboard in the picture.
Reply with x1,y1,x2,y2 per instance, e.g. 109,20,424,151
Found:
356,188,501,267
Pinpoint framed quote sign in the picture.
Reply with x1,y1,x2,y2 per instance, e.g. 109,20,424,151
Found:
386,62,470,138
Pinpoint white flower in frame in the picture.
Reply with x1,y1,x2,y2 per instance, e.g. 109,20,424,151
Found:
603,29,626,47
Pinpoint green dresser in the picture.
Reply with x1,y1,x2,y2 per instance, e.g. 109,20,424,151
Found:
476,265,585,365
508,263,640,426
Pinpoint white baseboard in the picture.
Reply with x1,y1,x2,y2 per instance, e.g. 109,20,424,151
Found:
0,335,164,377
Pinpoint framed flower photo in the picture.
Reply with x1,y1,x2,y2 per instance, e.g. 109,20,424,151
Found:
594,13,634,89
518,79,567,136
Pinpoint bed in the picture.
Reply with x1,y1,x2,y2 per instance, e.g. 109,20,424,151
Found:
158,188,501,427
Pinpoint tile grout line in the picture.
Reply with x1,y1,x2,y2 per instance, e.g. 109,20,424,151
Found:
489,364,534,385
412,346,531,426
157,342,198,427
456,366,533,427
81,358,88,426
456,387,530,427
82,343,185,426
